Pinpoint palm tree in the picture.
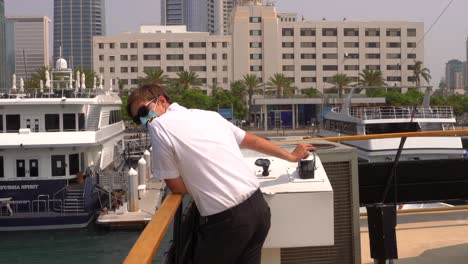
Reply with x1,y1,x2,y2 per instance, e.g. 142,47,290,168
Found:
266,73,295,98
138,68,168,85
412,60,431,87
328,73,351,98
174,71,202,90
209,82,223,96
359,69,385,95
230,80,247,100
241,74,263,122
24,66,52,89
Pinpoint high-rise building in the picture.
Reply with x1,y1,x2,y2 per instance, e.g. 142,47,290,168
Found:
53,0,106,70
0,0,7,91
465,36,468,87
5,17,50,81
161,0,238,35
445,59,464,90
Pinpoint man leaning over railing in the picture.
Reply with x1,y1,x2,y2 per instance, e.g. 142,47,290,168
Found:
127,84,315,264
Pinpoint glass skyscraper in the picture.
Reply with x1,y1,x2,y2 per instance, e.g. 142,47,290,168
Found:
0,0,7,91
53,0,105,70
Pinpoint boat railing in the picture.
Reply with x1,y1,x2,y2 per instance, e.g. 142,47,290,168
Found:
37,194,50,212
1,88,117,99
32,200,47,213
341,106,455,120
64,198,80,215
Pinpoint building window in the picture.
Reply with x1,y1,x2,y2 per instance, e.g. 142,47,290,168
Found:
408,65,415,70
300,28,315,36
282,65,295,71
99,67,104,73
6,115,20,133
69,154,80,176
51,155,66,176
365,28,380,37
250,42,262,48
282,42,294,48
282,28,294,36
120,55,128,61
366,65,381,70
189,54,207,60
198,78,207,84
223,65,228,71
143,66,161,72
222,42,228,48
323,53,338,59
63,114,76,131
366,42,380,48
222,53,228,60
301,53,316,59
167,54,184,60
344,65,359,71
387,76,402,82
282,53,294,59
109,43,115,49
387,65,401,70
344,28,359,37
99,55,104,61
386,29,401,37
387,42,401,48
345,53,359,59
323,65,338,71
189,42,206,48
143,54,161,60
211,42,217,48
0,156,3,178
0,115,3,132
109,56,115,61
249,17,261,23
387,53,401,59
301,65,316,71
407,28,417,37
322,42,337,48
407,42,417,48
407,53,417,59
344,42,359,48
189,66,207,72
323,77,334,82
212,66,217,71
110,67,115,73
166,42,183,48
322,28,337,36
223,78,228,84
250,30,262,36
129,55,137,61
98,43,104,49
250,54,262,60
301,77,316,83
130,67,138,73
130,43,138,48
120,67,128,73
143,42,161,48
167,66,184,72
366,53,381,59
120,43,128,48
250,65,262,71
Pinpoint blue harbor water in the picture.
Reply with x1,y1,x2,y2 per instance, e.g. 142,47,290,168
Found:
0,223,172,264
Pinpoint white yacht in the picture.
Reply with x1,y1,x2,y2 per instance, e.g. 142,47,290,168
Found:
319,89,464,163
0,57,125,231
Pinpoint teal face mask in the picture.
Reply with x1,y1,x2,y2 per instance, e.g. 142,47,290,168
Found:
140,109,158,128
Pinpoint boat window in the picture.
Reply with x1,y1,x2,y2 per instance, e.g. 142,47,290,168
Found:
45,114,60,132
80,153,85,172
51,155,66,176
342,122,357,135
6,114,20,133
69,154,80,176
16,160,26,177
63,113,77,131
109,110,122,125
0,156,3,178
78,113,85,131
0,115,3,132
365,123,419,134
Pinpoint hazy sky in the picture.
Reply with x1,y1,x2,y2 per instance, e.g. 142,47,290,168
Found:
5,0,468,86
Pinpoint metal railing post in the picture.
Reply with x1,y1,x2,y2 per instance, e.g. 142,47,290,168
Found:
174,202,183,264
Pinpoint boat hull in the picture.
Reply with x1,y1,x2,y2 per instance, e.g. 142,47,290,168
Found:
0,212,95,231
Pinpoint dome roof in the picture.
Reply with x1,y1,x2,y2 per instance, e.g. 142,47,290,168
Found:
55,58,68,70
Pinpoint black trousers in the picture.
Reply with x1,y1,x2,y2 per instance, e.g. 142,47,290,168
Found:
194,189,271,264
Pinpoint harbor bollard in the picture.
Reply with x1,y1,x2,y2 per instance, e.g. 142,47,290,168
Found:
138,158,147,186
144,150,151,178
127,168,139,212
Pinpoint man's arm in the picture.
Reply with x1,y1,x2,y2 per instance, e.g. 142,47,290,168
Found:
240,133,316,162
165,177,188,194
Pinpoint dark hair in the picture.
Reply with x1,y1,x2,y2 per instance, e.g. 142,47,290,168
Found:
126,84,172,117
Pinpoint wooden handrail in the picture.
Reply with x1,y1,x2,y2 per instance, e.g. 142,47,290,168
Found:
275,129,468,143
124,194,183,264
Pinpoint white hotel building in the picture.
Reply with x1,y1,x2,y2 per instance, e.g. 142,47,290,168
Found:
93,1,424,93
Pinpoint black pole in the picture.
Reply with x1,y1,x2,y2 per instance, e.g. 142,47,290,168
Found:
174,202,183,264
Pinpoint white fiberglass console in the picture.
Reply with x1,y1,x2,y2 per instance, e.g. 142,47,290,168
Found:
244,154,334,248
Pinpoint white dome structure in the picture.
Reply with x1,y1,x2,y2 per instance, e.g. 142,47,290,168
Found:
55,58,68,70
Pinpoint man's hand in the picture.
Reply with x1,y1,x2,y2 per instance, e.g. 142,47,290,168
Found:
289,144,316,162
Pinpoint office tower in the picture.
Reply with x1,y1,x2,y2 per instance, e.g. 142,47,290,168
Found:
53,0,106,70
0,0,6,90
5,17,50,82
445,59,464,90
